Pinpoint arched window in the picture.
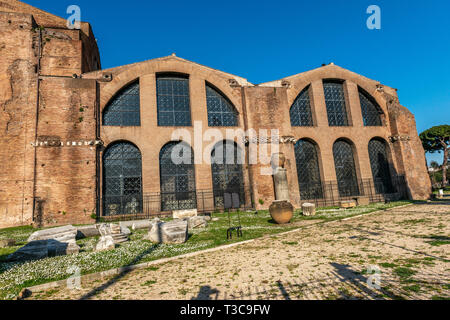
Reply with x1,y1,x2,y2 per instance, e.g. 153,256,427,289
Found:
333,140,359,197
103,142,142,216
359,88,383,126
206,84,238,127
160,142,196,211
211,141,245,208
103,81,140,126
369,138,394,193
294,139,323,199
290,86,313,127
157,74,191,127
323,81,349,126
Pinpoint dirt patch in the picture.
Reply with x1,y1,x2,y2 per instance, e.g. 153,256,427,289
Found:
30,203,450,300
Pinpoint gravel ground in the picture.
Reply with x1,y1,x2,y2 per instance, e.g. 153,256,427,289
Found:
30,202,450,300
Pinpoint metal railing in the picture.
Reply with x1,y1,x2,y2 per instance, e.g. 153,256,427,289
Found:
98,176,408,221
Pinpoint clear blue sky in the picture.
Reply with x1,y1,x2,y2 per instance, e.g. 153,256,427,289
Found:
27,0,450,165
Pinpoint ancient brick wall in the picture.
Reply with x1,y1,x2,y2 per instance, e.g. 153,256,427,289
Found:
34,77,97,226
0,1,431,228
0,1,100,228
0,11,38,228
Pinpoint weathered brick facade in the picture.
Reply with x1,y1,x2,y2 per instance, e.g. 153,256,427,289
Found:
0,1,431,228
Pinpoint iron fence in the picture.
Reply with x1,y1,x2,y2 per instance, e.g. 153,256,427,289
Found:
98,176,408,221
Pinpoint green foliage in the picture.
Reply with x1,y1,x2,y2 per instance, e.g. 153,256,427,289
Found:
420,125,450,153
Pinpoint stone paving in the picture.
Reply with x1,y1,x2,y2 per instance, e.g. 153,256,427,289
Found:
31,202,450,300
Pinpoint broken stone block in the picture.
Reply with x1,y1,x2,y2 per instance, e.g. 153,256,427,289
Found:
95,235,115,252
28,225,78,242
146,220,188,244
185,216,208,230
0,239,16,248
340,200,357,209
76,225,100,239
173,209,198,220
7,239,80,262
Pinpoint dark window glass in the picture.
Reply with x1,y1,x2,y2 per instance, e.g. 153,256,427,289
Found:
103,81,140,126
211,141,245,208
103,142,142,216
160,142,196,211
157,76,191,126
290,86,313,127
324,81,349,126
369,139,394,193
360,89,382,126
206,85,238,127
295,140,323,199
333,140,359,197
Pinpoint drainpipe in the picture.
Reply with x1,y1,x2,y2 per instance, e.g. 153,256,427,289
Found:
240,86,256,209
31,28,42,224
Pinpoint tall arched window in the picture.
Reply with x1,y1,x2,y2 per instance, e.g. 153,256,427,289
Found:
333,140,359,197
160,142,196,211
206,84,238,127
157,74,191,127
211,141,245,208
103,142,142,216
359,88,383,126
290,86,313,127
295,139,323,199
323,80,349,126
103,81,140,126
369,138,394,194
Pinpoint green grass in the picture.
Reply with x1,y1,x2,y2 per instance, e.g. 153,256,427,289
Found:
0,201,410,300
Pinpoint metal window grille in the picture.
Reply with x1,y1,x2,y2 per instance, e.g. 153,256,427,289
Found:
369,139,395,194
360,90,382,126
290,86,313,127
103,81,140,126
157,76,192,126
211,141,245,208
295,140,323,199
324,81,349,126
103,142,143,216
159,142,197,211
333,140,360,197
206,85,238,127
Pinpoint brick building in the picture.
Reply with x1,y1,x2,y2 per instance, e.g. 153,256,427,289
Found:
0,0,431,228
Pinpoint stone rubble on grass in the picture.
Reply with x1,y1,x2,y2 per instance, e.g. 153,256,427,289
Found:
184,216,208,230
0,239,16,248
6,239,80,262
94,223,129,251
173,209,198,220
145,219,188,244
27,225,78,242
8,224,81,262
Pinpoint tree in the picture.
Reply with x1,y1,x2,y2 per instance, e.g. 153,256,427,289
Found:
420,125,450,187
429,161,440,187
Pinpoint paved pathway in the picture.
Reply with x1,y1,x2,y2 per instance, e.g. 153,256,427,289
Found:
32,202,450,300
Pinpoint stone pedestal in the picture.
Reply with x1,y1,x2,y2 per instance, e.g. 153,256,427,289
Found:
302,203,316,216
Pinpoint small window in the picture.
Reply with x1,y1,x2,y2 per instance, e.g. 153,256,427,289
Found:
206,84,238,127
103,81,140,126
290,86,313,127
323,81,349,126
157,75,191,127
